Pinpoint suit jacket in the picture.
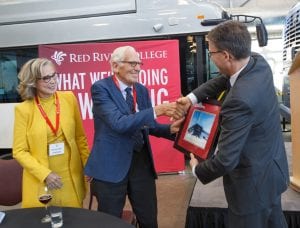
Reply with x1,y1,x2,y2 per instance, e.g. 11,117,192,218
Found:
13,91,89,208
84,76,173,183
193,53,290,215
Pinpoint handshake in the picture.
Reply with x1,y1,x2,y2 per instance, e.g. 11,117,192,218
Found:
153,96,193,134
154,96,192,120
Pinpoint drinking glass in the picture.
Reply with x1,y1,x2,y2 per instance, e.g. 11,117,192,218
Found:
49,198,63,228
38,184,52,223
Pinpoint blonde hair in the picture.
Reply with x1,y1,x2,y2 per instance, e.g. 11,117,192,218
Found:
17,58,54,100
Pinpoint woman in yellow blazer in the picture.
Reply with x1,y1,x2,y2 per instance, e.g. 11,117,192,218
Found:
13,58,90,208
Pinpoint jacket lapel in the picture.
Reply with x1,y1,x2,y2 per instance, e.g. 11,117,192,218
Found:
107,77,131,114
135,83,146,111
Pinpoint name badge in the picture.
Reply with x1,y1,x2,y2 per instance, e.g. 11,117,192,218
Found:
49,142,64,156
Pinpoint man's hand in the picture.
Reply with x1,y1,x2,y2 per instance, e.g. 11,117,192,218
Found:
189,153,199,169
154,102,177,117
85,175,93,183
171,97,192,120
170,117,185,134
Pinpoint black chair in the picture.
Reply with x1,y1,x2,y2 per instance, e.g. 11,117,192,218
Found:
88,183,137,226
0,159,22,206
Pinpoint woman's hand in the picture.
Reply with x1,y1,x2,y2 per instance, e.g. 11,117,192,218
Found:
45,172,62,190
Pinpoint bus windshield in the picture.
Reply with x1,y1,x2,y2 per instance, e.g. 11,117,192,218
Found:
0,48,37,103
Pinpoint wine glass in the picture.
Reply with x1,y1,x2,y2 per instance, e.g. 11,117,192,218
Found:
38,184,52,223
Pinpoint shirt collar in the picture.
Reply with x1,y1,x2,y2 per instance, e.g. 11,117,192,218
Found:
229,63,247,87
115,76,132,93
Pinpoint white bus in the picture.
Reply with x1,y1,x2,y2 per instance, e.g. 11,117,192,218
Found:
276,2,300,125
281,2,300,109
0,0,266,155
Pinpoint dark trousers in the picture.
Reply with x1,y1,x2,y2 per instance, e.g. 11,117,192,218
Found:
228,196,287,228
92,147,158,228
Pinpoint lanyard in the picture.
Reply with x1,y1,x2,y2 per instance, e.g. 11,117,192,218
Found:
112,75,137,112
35,92,60,136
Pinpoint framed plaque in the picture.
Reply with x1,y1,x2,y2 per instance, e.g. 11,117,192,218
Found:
174,102,221,160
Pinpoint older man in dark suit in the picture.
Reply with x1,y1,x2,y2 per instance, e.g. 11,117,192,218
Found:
175,21,289,228
85,46,183,228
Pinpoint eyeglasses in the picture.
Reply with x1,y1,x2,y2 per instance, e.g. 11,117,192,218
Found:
119,61,143,67
37,72,58,83
208,50,223,58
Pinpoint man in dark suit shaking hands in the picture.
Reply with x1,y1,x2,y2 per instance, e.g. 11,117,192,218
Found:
85,46,183,228
175,21,289,228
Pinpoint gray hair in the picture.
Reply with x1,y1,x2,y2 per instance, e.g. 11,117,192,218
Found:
17,58,55,100
109,46,137,72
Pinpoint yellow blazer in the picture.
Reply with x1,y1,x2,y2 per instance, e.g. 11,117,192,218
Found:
13,91,90,208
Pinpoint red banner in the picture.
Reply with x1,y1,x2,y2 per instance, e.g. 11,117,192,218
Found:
39,40,184,173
